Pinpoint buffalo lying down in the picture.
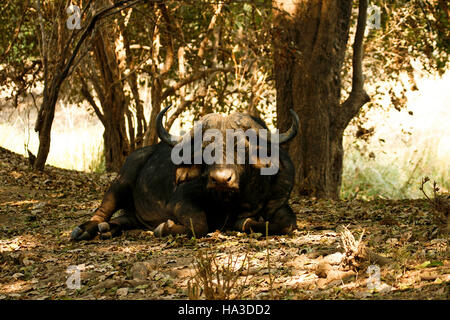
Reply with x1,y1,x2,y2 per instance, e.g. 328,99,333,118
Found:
71,106,299,241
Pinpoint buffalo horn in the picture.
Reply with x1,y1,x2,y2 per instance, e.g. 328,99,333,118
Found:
156,105,182,147
278,109,299,144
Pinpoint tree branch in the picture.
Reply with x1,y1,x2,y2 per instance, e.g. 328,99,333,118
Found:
340,0,370,127
166,98,195,130
157,2,175,77
193,2,223,71
35,0,48,88
35,0,144,133
60,0,145,83
161,67,232,101
0,0,30,63
79,73,105,125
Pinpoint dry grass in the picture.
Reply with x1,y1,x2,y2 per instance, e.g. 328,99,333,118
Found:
342,70,450,200
419,178,450,235
338,226,391,271
0,102,103,172
187,249,250,300
0,145,448,300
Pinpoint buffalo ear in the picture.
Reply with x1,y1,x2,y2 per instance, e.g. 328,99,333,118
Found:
175,165,201,185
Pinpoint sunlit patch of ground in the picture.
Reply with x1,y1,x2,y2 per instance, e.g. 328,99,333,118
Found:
1,67,449,299
0,235,42,252
342,70,450,199
0,147,448,300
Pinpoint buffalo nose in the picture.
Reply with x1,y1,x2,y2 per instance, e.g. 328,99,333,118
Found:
209,168,236,187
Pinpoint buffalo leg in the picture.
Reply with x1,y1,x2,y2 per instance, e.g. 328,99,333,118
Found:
98,212,140,239
153,182,209,238
153,203,209,238
71,182,132,241
70,145,158,241
153,219,190,237
234,205,297,235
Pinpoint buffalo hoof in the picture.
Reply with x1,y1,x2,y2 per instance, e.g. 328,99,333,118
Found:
100,231,113,239
98,222,110,233
101,222,124,239
70,221,99,241
153,219,175,237
98,222,112,239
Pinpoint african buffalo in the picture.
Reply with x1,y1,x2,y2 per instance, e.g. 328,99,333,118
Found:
71,106,299,241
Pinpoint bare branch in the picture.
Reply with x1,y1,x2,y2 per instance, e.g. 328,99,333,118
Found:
194,3,223,71
35,0,48,87
161,67,233,101
164,65,232,130
79,73,105,125
60,0,145,83
61,0,94,61
157,2,175,76
340,0,370,127
166,98,195,130
119,13,147,146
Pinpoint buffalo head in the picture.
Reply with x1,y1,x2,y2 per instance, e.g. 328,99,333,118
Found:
156,105,299,197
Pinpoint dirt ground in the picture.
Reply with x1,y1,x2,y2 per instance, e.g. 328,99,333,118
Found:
0,146,448,300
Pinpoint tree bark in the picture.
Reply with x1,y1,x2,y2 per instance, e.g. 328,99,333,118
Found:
34,78,60,170
32,0,145,171
273,0,369,199
144,78,163,146
92,23,130,172
119,12,147,149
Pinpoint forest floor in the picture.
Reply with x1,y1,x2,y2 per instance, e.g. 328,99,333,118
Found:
0,146,448,300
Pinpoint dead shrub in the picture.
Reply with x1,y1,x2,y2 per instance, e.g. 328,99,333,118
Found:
187,249,250,300
420,177,450,236
338,226,391,271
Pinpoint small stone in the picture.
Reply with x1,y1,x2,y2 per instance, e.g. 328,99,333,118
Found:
93,279,117,290
377,283,394,293
322,252,344,265
315,262,332,278
316,278,328,288
57,290,67,297
170,267,195,279
130,261,154,280
386,238,398,245
116,287,128,297
32,202,46,210
355,290,371,299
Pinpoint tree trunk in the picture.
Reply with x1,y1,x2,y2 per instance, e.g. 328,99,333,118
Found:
119,14,147,149
143,79,162,146
93,26,130,172
34,78,60,170
33,0,65,171
32,0,143,171
273,0,368,199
